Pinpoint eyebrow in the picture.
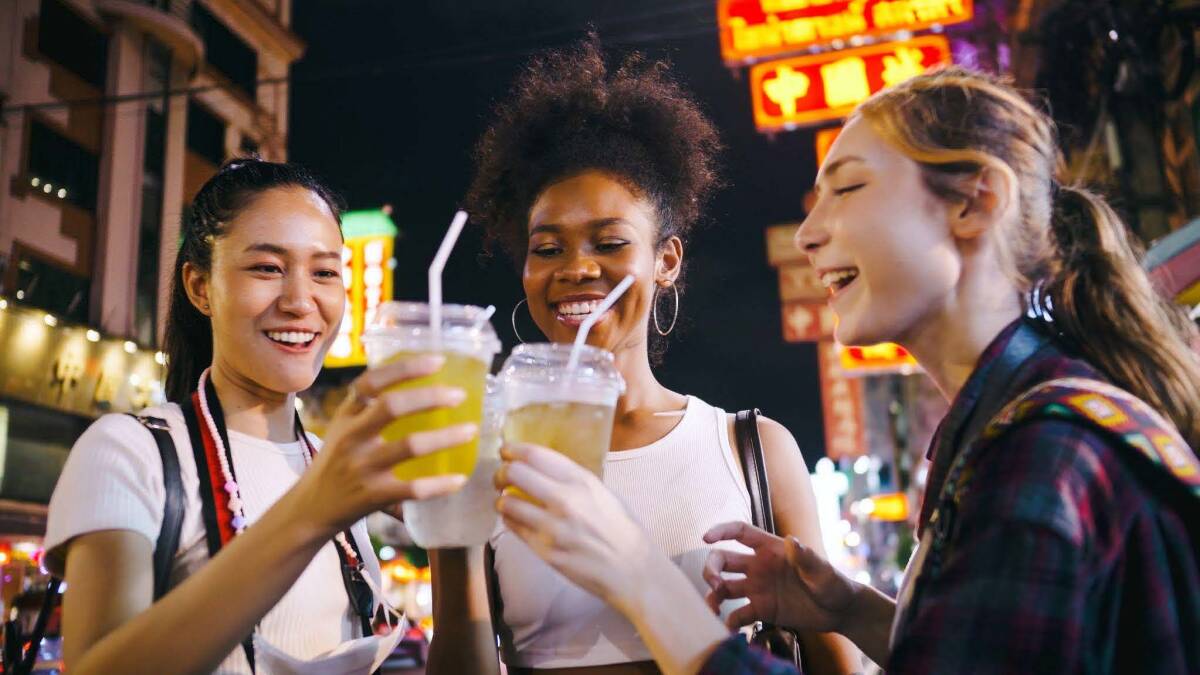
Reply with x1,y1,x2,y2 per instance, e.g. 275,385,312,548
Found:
815,155,866,186
529,217,630,237
243,242,341,261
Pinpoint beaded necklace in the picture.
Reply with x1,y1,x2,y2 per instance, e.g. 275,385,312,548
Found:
186,368,375,672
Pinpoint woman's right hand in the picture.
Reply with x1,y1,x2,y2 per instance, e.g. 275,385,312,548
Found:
291,354,473,536
702,521,860,634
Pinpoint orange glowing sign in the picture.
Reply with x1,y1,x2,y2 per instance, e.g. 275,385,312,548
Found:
325,210,398,369
838,341,919,375
815,126,842,167
750,36,952,131
718,0,972,65
866,492,910,521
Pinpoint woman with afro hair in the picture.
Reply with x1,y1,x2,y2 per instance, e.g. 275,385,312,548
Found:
427,38,859,675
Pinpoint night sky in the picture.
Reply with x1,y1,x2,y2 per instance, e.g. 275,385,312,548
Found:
288,1,828,466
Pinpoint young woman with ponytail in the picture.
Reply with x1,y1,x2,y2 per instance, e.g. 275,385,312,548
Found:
486,67,1200,674
42,159,471,674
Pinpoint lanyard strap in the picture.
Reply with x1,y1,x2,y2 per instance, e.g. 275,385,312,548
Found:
184,380,375,672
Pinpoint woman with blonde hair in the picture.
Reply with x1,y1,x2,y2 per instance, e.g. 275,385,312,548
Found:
492,67,1200,674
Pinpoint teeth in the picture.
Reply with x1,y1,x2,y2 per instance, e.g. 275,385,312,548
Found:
267,331,316,344
557,301,602,317
820,269,859,289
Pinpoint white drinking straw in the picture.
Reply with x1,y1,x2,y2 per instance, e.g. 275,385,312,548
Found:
472,305,497,330
428,210,469,342
567,274,635,371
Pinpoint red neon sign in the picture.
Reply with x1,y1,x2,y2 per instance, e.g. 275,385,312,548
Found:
718,0,972,65
750,36,951,131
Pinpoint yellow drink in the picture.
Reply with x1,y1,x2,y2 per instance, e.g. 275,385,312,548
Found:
381,350,489,480
503,400,616,477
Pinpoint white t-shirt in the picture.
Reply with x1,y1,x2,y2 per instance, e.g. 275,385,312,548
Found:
44,403,382,675
490,396,754,668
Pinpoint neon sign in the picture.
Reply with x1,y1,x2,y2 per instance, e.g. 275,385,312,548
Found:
750,35,951,131
325,209,398,368
838,341,919,375
718,0,972,65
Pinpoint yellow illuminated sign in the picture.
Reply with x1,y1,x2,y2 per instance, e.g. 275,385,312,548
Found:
719,0,973,65
750,36,952,131
325,235,394,368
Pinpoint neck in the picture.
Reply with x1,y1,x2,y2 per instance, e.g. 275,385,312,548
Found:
899,260,1023,402
608,332,679,416
208,357,298,443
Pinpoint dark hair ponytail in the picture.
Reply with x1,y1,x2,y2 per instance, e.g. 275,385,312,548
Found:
1044,184,1200,447
163,159,344,404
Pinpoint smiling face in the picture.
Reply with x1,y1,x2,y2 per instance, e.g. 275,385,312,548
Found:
797,116,962,347
187,186,345,396
523,170,680,351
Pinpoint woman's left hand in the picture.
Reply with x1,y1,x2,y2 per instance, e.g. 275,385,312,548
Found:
494,443,654,614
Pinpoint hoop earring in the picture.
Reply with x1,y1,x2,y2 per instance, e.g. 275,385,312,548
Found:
511,298,529,344
653,283,679,336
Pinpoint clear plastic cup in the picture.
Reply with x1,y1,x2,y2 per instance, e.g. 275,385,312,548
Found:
401,376,503,548
361,302,501,480
498,343,625,478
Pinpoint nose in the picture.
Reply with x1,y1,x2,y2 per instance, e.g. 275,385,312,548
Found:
795,202,830,255
553,251,602,284
278,272,318,316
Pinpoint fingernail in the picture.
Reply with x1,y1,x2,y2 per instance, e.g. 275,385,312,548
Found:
421,354,446,370
445,388,467,405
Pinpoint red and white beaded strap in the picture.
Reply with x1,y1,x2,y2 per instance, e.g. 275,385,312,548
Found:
197,368,358,562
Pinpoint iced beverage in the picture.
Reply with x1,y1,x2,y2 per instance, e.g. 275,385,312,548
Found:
498,343,625,480
402,377,503,547
503,401,615,476
362,302,500,481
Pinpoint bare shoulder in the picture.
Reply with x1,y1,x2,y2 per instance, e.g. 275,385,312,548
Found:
724,413,809,483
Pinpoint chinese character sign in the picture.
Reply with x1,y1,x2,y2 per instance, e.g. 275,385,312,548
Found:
718,0,972,65
750,36,951,130
325,209,398,368
818,341,867,459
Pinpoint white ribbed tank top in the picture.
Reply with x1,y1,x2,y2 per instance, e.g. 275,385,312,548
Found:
489,395,754,669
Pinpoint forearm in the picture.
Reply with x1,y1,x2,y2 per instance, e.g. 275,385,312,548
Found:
427,547,500,675
835,583,895,667
620,554,731,675
69,491,327,675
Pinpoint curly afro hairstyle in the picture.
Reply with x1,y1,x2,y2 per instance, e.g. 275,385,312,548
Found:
466,36,722,264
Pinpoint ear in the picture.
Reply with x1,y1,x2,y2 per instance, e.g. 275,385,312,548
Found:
655,235,684,287
182,262,212,316
950,166,1015,241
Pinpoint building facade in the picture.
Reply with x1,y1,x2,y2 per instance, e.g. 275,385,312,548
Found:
0,0,303,610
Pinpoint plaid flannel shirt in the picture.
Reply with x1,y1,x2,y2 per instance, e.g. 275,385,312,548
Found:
700,320,1199,674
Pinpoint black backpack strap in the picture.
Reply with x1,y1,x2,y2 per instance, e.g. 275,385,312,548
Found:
483,542,516,663
126,414,185,600
735,409,775,534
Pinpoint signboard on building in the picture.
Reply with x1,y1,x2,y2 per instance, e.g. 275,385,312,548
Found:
765,223,806,267
782,301,836,342
749,35,952,131
818,340,867,459
0,303,164,417
325,209,398,369
815,126,842,167
779,263,827,302
718,0,972,65
839,341,919,375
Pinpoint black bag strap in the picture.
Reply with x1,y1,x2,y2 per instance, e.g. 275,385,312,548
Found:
10,577,60,675
11,414,185,675
735,409,775,534
126,414,186,600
